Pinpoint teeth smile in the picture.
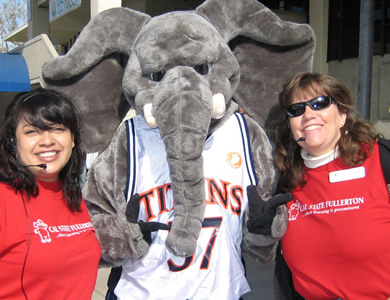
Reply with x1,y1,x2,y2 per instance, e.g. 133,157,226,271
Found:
304,125,321,131
38,152,57,157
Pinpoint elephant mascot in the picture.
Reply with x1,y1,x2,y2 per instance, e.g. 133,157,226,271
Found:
42,0,315,298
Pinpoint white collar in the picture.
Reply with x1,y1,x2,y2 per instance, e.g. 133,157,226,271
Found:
301,147,340,169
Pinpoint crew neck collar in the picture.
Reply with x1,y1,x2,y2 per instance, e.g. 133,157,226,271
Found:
36,178,63,192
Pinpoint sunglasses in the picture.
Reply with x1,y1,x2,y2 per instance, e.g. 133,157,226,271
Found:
286,96,335,118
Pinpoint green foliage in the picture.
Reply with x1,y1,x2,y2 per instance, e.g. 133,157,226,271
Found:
0,0,27,52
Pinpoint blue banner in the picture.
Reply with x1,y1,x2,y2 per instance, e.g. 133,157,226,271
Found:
49,0,82,22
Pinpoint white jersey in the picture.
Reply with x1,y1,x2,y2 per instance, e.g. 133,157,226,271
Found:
115,113,257,300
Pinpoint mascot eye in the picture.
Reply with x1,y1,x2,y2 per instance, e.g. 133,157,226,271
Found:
148,70,167,82
194,63,213,75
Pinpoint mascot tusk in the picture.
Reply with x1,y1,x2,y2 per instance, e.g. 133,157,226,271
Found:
212,93,226,119
143,103,158,128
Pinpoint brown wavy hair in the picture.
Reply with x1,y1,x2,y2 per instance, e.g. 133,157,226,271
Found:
274,72,378,192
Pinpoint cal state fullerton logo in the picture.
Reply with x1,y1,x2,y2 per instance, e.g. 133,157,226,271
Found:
288,200,301,221
226,152,242,168
33,219,52,243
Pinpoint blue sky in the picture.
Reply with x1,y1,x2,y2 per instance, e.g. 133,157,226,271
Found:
0,0,27,6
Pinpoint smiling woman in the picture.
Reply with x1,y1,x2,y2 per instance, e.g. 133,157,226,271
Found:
270,72,390,300
15,114,75,182
0,88,101,300
2,89,81,187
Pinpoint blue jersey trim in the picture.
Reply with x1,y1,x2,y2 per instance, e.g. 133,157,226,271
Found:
234,113,258,186
125,119,137,202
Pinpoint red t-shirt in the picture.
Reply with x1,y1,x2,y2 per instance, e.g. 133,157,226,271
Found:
0,179,101,299
282,144,390,299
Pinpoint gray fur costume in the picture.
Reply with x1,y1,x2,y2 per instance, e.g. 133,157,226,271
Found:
41,0,315,265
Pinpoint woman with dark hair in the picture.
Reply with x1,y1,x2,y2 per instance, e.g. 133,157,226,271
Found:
0,88,101,299
270,73,390,299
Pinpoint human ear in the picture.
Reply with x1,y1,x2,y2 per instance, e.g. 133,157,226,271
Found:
339,112,347,128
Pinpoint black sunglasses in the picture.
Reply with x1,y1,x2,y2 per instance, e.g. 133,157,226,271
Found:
286,96,335,118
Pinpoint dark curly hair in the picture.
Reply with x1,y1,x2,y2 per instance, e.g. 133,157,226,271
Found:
274,72,378,192
0,88,84,211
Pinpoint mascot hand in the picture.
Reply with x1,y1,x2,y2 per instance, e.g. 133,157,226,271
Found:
246,185,292,235
125,193,170,244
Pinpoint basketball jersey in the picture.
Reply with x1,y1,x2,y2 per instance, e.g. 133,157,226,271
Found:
115,113,257,300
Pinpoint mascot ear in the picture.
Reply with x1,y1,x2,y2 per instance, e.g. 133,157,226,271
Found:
197,0,315,129
42,8,151,153
231,36,315,130
43,55,129,154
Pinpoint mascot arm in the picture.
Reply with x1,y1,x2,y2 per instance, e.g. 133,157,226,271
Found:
241,116,288,264
83,123,149,266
